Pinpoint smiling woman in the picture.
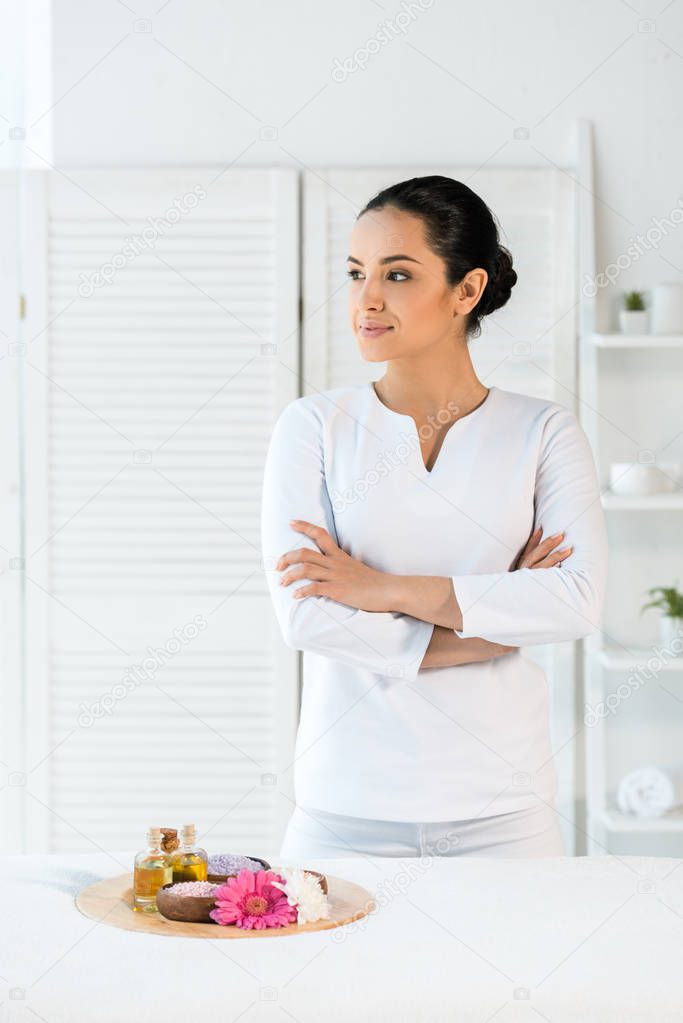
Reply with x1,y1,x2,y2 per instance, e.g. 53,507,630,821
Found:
261,175,608,862
347,173,517,340
343,177,517,476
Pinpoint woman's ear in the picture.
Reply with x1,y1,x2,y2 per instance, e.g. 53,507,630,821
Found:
461,268,489,311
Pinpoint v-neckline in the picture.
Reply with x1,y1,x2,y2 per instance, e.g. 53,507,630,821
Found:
368,381,496,476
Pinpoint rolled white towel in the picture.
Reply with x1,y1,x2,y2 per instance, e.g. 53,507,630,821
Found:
616,765,675,818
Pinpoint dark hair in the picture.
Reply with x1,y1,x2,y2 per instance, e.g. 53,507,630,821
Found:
357,175,517,340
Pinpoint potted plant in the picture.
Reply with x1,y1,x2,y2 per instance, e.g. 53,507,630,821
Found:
619,290,649,334
640,582,683,654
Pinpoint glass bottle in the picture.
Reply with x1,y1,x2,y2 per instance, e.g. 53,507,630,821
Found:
171,824,208,883
133,826,173,913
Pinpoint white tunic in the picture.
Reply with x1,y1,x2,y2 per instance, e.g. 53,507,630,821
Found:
260,382,608,822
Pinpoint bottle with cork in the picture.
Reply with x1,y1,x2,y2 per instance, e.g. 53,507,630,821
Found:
133,826,173,913
171,824,208,882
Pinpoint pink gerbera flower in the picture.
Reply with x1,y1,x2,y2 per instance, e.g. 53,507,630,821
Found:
209,868,298,930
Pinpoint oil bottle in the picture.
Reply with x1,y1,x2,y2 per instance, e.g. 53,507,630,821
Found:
171,824,208,882
133,826,173,913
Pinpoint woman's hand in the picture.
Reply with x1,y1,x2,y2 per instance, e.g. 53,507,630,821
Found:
447,527,573,666
276,520,394,612
511,525,573,571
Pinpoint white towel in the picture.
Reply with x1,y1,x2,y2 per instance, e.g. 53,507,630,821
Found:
616,765,675,818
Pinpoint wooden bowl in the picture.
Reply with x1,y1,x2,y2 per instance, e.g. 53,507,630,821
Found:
208,859,327,896
206,855,271,885
156,883,219,923
303,869,328,895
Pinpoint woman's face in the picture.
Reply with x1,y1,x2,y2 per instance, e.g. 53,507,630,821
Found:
346,206,486,361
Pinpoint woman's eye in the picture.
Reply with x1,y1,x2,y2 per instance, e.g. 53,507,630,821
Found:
345,269,410,282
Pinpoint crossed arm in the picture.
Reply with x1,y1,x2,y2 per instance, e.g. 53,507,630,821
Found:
261,400,608,681
276,520,575,669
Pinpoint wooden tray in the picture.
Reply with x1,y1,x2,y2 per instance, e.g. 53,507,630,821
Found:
76,872,375,938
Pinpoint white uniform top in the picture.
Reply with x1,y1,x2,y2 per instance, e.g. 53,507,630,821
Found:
260,382,608,822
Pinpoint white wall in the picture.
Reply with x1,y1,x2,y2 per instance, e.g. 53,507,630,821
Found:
0,0,51,164
36,0,683,332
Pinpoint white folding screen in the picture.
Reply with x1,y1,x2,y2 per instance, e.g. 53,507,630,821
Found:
15,168,299,855
302,166,580,849
0,173,23,852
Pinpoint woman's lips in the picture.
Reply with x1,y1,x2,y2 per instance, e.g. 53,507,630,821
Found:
359,325,392,338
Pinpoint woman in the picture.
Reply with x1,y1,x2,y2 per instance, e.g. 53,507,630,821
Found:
260,175,608,860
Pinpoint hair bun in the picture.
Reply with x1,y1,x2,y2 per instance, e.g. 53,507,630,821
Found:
482,245,517,316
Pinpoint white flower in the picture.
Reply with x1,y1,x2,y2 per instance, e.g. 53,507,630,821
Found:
271,867,331,925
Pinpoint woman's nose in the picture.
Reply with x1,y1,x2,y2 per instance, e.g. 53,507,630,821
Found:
358,279,384,311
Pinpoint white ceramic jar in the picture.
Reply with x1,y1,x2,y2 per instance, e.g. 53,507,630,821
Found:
651,283,683,334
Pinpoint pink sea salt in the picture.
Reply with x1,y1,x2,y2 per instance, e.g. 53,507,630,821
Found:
168,881,219,897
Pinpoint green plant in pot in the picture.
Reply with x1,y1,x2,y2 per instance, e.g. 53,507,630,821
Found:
619,290,649,335
640,582,683,654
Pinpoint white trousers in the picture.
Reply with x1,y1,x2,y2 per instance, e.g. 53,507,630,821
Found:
279,802,565,860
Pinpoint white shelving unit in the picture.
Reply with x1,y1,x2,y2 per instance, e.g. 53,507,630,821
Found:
601,494,683,511
597,645,683,672
587,332,683,349
600,808,683,834
576,153,683,853
583,633,683,855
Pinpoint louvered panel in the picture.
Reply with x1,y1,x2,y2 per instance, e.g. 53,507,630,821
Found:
0,173,23,853
24,169,299,857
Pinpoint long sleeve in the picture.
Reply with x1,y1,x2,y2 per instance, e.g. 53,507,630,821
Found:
451,406,608,647
261,399,435,681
